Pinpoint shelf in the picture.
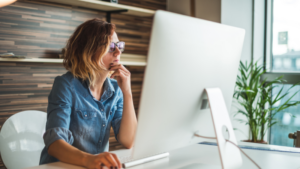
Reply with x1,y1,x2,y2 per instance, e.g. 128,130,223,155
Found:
0,53,147,66
37,0,155,17
121,53,147,66
0,58,63,63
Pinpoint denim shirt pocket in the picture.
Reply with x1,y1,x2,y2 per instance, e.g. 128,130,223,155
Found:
78,110,97,119
74,109,97,137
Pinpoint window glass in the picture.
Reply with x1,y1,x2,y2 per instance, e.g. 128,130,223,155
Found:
272,0,300,72
270,84,300,146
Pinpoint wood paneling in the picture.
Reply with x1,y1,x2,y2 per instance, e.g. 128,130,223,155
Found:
0,0,159,58
0,62,67,169
0,0,164,168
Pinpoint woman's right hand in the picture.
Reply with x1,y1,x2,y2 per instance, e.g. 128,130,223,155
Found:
84,152,122,169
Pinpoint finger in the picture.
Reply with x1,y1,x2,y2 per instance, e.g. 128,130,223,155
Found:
118,69,129,77
119,70,127,78
109,64,122,71
98,156,113,169
110,64,129,73
104,153,119,169
110,70,121,79
111,153,122,169
120,64,130,73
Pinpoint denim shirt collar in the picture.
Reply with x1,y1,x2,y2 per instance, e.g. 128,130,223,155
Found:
85,78,115,102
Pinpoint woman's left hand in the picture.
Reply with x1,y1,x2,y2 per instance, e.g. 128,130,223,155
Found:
109,64,131,94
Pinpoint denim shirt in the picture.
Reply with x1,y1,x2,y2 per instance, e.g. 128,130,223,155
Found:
39,72,123,165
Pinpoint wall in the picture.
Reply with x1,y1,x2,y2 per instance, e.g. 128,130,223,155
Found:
167,0,191,16
167,0,221,23
222,0,266,141
0,0,156,58
0,0,165,168
221,0,253,141
195,0,220,23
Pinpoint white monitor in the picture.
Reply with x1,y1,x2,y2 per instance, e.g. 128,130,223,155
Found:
126,10,245,168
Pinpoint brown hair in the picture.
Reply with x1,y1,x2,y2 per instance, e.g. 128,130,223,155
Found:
63,18,116,86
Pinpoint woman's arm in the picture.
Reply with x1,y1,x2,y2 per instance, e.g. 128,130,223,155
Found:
45,76,121,168
110,64,137,148
117,91,137,148
48,139,121,169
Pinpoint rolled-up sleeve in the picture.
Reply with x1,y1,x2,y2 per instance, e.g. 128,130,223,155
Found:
44,76,74,149
112,89,123,142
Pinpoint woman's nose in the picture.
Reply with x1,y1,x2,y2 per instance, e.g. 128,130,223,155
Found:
114,46,121,56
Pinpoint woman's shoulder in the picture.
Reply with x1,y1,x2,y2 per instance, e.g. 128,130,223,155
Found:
108,78,119,89
54,72,76,87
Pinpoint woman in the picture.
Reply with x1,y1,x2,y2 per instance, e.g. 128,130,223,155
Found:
39,18,137,169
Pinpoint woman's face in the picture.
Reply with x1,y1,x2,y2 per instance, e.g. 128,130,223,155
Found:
101,32,121,70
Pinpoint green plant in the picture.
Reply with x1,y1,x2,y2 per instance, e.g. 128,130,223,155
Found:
233,60,300,142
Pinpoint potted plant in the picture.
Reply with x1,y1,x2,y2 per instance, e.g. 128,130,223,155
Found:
233,60,300,143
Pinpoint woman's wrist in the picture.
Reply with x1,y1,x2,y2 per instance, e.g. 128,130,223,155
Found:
82,153,93,167
122,89,132,97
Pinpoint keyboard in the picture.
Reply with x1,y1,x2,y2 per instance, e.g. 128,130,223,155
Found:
119,155,133,163
118,152,169,168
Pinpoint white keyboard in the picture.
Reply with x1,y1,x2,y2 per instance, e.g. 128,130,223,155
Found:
119,155,133,163
118,152,169,168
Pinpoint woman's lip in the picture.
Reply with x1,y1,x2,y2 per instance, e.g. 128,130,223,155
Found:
114,60,119,62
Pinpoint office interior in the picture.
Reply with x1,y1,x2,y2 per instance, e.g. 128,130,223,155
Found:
1,0,300,169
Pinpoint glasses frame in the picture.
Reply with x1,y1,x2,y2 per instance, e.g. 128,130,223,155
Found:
109,41,125,53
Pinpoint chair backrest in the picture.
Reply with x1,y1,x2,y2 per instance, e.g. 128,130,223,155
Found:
0,110,47,169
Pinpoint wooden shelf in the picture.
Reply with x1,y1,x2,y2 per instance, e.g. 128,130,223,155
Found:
0,58,63,63
0,53,147,66
37,0,155,17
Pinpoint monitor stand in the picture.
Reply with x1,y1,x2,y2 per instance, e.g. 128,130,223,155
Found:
201,88,243,169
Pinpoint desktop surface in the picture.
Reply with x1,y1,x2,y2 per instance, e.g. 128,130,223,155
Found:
25,143,300,169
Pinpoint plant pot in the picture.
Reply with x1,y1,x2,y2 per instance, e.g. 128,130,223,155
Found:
241,140,268,144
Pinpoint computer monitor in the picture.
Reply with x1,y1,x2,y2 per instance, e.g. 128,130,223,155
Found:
126,10,245,168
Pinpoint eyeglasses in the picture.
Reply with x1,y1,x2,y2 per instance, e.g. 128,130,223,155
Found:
109,41,125,53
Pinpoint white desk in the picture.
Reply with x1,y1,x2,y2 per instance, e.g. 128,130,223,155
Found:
25,143,300,169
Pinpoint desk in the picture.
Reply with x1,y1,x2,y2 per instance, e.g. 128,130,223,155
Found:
25,143,300,169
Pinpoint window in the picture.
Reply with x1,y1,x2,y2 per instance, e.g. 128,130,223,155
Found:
270,0,300,72
270,84,300,146
266,0,300,147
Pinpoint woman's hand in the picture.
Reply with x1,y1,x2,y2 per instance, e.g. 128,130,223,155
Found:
109,64,131,95
84,152,122,169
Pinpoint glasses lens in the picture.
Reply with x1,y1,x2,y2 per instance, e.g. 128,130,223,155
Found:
109,42,115,52
118,42,125,52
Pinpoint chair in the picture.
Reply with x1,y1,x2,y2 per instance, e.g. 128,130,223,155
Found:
0,110,47,169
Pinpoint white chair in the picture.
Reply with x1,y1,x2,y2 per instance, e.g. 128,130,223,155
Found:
0,110,47,169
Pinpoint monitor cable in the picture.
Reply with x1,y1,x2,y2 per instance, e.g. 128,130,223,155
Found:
194,133,261,169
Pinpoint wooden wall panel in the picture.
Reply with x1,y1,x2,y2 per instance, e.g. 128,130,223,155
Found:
0,0,160,58
0,62,67,169
0,0,164,168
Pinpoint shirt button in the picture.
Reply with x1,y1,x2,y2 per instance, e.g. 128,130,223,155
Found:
103,124,105,127
99,140,101,142
101,109,104,111
85,115,87,117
